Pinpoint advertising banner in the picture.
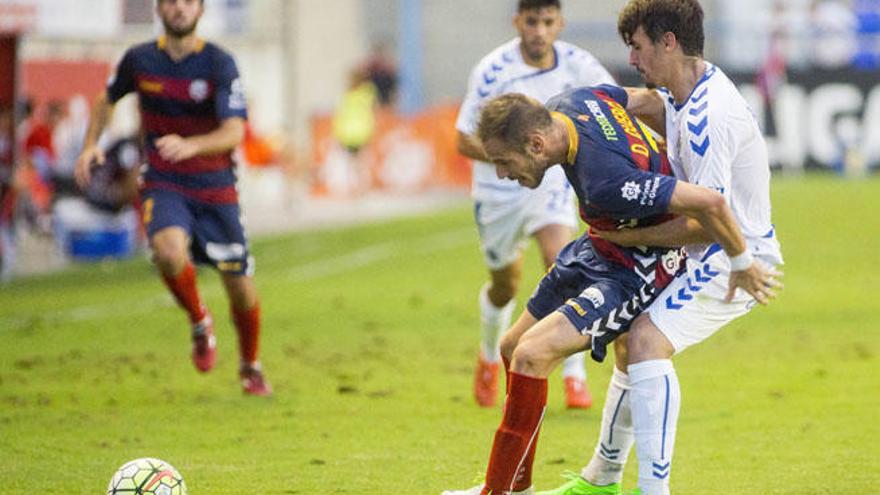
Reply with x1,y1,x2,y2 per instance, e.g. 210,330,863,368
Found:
621,68,880,173
310,105,471,196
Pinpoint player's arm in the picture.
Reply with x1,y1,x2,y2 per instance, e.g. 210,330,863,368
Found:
155,117,245,163
594,216,711,247
624,87,666,137
668,181,779,304
455,56,496,163
75,91,115,188
456,131,489,162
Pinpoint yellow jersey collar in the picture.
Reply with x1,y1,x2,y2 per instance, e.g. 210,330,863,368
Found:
552,111,579,165
157,36,206,54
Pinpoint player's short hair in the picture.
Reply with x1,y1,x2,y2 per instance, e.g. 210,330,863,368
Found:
518,0,561,12
477,93,553,151
156,0,204,5
618,0,704,57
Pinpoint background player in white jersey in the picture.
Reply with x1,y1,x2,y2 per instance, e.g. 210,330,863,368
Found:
538,1,784,494
456,0,615,409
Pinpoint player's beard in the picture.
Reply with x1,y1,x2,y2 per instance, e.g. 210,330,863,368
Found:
523,41,550,65
162,16,199,38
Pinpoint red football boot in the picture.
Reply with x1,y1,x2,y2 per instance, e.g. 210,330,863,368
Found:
564,376,593,410
191,313,217,373
240,363,273,396
473,353,500,407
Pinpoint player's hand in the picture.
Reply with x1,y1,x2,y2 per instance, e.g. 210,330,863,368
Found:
592,228,642,246
156,134,199,163
726,261,783,305
75,145,105,189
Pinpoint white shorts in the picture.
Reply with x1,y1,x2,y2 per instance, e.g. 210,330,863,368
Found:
473,182,577,270
645,245,775,353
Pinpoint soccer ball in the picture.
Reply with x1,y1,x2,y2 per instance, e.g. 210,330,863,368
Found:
107,458,188,495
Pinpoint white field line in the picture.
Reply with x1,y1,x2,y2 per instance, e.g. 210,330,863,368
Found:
0,227,474,331
285,227,473,282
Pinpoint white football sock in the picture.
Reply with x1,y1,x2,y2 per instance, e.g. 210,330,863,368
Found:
581,367,633,485
479,283,515,362
628,359,679,495
561,351,587,381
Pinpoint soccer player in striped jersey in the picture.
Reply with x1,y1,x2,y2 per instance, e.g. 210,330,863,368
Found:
75,0,270,396
441,85,777,495
456,0,616,410
540,1,785,494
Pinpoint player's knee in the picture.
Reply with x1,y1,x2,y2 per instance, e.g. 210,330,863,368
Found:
499,330,519,362
488,279,518,305
510,337,553,377
151,240,187,272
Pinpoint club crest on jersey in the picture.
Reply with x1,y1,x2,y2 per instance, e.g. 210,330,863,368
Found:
189,79,209,102
621,181,641,201
661,249,683,275
229,78,247,110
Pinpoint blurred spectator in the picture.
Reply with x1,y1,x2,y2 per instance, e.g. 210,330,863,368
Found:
333,68,378,153
0,105,15,282
24,100,64,181
22,100,65,217
52,94,90,197
0,105,13,186
362,40,398,108
330,67,378,195
853,0,880,69
242,122,277,169
809,0,858,69
757,3,790,135
15,98,34,145
767,0,811,69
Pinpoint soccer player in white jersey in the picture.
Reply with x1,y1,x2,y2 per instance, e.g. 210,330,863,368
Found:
537,1,784,494
456,0,615,409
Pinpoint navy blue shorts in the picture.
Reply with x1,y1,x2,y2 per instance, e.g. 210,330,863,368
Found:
526,235,657,362
141,189,253,276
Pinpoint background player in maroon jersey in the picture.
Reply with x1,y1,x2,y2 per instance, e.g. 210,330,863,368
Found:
75,0,270,396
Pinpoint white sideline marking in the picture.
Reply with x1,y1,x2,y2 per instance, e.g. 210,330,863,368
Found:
0,227,474,331
285,227,473,282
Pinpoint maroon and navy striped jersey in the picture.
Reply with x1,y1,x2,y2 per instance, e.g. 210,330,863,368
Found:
107,37,248,204
547,84,681,287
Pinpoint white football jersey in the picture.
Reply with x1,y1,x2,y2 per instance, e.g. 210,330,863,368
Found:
659,62,783,265
456,38,615,201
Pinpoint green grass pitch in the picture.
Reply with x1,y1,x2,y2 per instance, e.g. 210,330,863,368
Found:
1,174,878,493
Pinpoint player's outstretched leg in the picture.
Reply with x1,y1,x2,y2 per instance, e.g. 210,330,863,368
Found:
223,273,271,396
443,372,547,495
154,227,216,373
475,282,516,407
447,312,589,495
561,351,592,409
